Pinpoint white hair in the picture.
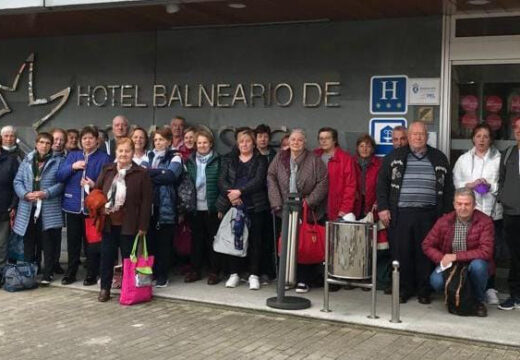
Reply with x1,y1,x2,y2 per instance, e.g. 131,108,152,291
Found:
289,128,307,142
1,125,16,136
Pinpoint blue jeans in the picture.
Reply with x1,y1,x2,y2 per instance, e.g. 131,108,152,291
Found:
430,259,488,302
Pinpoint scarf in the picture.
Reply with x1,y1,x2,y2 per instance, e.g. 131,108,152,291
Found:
105,164,131,213
32,151,51,191
151,149,166,169
195,151,212,190
358,157,370,196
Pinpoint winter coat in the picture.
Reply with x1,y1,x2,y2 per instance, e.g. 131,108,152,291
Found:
422,210,494,273
95,162,153,235
56,149,111,214
353,155,381,219
453,146,502,220
267,149,328,219
498,145,520,216
185,151,221,213
4,145,25,164
0,151,19,220
13,151,64,235
376,145,454,217
313,147,356,220
216,149,269,214
147,149,183,224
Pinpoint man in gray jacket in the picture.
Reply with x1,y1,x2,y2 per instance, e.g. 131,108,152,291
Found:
498,117,520,310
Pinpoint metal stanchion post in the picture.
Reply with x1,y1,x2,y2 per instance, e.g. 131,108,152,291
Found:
368,223,379,319
267,193,311,310
321,221,331,312
390,260,402,323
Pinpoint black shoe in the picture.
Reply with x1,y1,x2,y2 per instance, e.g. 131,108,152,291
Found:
399,294,409,304
40,277,51,286
476,302,487,317
329,284,340,292
83,277,97,286
53,264,65,274
61,276,76,285
384,286,392,295
98,289,111,302
418,295,432,304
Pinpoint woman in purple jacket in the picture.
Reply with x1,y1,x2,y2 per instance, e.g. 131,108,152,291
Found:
56,126,110,286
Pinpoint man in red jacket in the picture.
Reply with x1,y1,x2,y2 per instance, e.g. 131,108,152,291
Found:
422,188,494,317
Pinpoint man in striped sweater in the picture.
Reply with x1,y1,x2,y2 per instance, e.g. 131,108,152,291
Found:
377,121,454,304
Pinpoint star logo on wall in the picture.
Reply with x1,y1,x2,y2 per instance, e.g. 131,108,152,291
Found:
0,53,71,130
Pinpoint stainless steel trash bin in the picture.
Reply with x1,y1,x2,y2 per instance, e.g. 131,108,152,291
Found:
326,221,374,280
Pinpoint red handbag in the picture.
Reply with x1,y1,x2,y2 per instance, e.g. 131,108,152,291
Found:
297,201,325,264
173,220,192,257
277,201,325,264
85,217,102,244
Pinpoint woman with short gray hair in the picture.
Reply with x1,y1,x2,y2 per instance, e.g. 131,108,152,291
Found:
267,128,328,293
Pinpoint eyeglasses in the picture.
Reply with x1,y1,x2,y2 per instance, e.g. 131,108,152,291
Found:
37,140,52,145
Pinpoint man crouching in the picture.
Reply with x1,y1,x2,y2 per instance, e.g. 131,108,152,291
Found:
422,188,494,317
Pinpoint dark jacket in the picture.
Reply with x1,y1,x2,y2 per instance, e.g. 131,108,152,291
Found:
376,145,454,217
147,149,183,224
56,149,111,214
0,151,19,219
261,147,277,165
185,151,221,213
216,150,269,214
95,162,153,235
498,145,520,215
4,145,25,164
422,210,494,271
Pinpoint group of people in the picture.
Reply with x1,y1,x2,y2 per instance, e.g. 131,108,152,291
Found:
0,115,519,317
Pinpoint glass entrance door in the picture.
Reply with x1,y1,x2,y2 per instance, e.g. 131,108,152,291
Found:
450,63,520,162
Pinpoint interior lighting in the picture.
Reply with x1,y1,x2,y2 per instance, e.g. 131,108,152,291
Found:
165,3,180,13
466,0,491,5
228,3,247,9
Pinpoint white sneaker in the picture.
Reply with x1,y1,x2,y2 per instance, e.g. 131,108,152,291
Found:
249,275,260,290
225,273,240,288
486,288,499,305
295,282,310,293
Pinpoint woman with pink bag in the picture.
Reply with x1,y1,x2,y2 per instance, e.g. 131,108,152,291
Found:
95,138,153,302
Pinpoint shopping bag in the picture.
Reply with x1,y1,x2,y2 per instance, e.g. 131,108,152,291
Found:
119,234,154,305
213,207,248,258
85,217,102,244
173,220,192,257
297,201,325,264
3,262,38,292
7,232,24,262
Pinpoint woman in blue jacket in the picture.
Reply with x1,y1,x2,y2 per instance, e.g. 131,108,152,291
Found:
56,126,110,286
146,127,182,287
13,132,64,285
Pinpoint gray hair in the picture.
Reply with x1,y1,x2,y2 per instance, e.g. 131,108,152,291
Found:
112,115,129,125
454,187,476,203
393,125,407,133
289,128,307,142
1,125,16,136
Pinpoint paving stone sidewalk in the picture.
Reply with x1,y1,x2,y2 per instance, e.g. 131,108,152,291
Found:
0,287,518,360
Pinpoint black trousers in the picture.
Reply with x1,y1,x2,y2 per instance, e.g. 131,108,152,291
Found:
227,211,267,276
100,226,134,290
388,207,437,297
65,212,85,278
24,208,61,280
148,216,175,282
259,211,277,278
503,214,520,298
189,211,220,274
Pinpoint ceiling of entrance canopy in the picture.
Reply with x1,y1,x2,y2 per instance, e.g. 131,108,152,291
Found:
0,0,519,39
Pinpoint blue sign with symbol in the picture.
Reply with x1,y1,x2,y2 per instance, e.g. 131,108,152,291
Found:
370,75,408,115
369,118,407,156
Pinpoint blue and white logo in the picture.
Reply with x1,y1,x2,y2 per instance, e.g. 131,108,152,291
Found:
369,118,407,156
370,75,408,115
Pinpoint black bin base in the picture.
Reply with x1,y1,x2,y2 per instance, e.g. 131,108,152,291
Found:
266,296,311,310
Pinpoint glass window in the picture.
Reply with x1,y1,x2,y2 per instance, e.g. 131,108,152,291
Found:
450,64,520,161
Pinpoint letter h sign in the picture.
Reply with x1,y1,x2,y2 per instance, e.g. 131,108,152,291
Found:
370,75,408,115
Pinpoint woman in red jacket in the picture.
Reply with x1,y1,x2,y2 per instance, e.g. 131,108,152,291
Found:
354,134,390,291
314,127,356,220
